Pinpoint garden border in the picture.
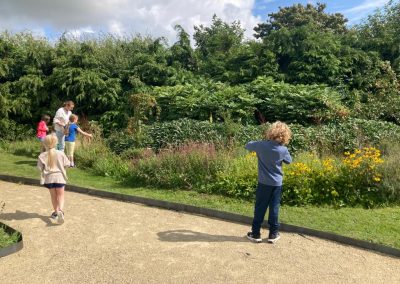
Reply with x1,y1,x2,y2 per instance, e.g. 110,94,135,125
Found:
0,174,399,258
0,221,23,258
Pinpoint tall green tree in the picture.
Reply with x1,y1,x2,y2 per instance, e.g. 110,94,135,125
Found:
194,15,244,81
356,1,400,72
254,3,348,39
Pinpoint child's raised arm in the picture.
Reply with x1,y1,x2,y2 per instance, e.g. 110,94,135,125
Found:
245,141,260,152
283,148,292,164
77,127,93,138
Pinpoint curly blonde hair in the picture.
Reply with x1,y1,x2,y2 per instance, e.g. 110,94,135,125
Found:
264,121,292,145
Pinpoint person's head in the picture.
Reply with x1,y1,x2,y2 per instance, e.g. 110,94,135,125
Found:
63,100,75,111
41,114,51,124
43,134,58,150
43,134,58,169
264,121,292,145
69,114,78,123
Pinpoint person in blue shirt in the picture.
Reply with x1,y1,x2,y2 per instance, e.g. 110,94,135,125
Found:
245,121,292,244
64,114,93,167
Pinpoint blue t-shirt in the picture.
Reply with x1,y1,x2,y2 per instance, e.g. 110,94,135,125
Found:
65,123,78,142
245,140,292,186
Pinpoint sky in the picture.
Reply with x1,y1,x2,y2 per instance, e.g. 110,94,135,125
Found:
0,0,393,44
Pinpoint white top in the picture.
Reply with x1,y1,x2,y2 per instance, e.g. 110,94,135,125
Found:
53,107,72,132
37,150,70,185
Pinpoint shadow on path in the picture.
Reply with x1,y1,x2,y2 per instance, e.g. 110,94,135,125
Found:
157,229,249,243
0,210,57,226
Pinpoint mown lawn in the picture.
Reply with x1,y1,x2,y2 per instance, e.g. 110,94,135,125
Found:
0,152,399,249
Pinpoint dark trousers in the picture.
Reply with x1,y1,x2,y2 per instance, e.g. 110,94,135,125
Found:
251,183,282,235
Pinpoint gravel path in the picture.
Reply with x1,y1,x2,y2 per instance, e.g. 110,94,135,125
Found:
0,181,399,283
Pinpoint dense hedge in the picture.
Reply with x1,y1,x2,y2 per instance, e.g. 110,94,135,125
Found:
105,118,400,155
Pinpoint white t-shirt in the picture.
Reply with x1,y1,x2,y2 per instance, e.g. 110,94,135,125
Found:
53,107,72,132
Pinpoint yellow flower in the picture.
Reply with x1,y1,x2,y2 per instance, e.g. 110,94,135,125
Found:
373,177,381,182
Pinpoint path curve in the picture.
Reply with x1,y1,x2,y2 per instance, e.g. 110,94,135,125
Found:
0,181,399,283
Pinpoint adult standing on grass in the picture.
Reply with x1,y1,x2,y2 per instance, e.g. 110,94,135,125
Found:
37,134,70,224
53,100,74,152
245,121,292,244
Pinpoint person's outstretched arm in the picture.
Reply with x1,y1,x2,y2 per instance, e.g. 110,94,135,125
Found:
77,127,93,138
245,141,260,152
283,148,292,164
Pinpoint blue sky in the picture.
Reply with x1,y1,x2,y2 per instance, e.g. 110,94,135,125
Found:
0,0,392,42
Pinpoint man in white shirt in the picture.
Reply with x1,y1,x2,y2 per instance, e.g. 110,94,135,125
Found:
53,101,74,151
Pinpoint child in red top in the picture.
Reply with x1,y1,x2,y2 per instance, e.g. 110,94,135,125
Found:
37,115,50,141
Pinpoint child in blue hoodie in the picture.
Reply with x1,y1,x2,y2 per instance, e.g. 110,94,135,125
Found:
245,121,292,244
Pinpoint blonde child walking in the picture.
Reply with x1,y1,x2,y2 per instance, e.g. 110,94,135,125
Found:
64,114,93,167
245,121,292,244
37,134,70,224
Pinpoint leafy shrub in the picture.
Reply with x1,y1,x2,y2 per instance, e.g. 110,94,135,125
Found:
0,120,35,142
201,147,389,207
106,132,139,154
144,119,227,149
74,140,129,178
128,142,227,189
247,76,349,125
91,155,130,178
152,80,260,123
141,118,400,155
284,148,385,207
296,119,400,154
205,152,258,198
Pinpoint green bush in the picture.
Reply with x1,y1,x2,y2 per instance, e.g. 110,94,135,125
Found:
0,120,35,142
128,143,227,189
282,150,385,207
202,148,389,207
205,152,258,198
247,76,349,125
106,132,139,154
74,140,130,178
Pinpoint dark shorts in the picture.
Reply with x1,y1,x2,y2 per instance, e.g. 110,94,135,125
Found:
44,183,65,189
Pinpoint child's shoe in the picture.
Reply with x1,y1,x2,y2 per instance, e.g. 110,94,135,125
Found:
50,211,58,220
57,210,65,224
267,232,280,243
246,231,262,243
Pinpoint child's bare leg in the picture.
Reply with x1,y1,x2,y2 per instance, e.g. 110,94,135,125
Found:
55,186,65,212
48,188,58,211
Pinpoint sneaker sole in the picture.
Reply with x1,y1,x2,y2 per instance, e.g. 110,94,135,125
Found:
246,235,262,243
57,212,64,224
267,235,280,243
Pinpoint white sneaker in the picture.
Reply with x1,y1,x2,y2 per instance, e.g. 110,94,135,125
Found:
57,211,65,224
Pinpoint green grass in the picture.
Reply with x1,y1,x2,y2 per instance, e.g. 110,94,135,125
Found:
0,151,399,249
0,226,20,249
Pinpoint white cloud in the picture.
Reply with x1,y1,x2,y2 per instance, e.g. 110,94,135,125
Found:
341,0,390,25
343,0,388,14
0,0,261,43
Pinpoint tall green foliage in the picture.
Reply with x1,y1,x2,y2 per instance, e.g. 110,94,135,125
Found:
1,2,400,140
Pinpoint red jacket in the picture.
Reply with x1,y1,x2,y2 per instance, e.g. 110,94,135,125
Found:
37,121,48,138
